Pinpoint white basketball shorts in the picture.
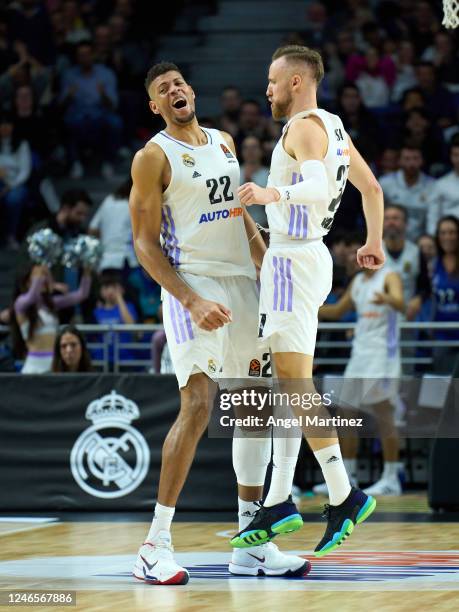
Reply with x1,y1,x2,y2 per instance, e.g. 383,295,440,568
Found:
162,273,270,388
258,238,333,355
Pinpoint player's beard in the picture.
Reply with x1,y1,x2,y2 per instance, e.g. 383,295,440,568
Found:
174,109,196,124
271,92,292,120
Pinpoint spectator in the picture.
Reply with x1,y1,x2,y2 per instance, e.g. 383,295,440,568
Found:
89,177,138,274
239,136,269,226
92,273,138,364
409,1,440,55
234,100,270,149
417,234,437,278
415,61,456,128
61,0,91,45
400,87,426,113
392,40,418,102
431,216,459,373
7,0,55,65
217,86,242,138
346,46,395,108
427,135,459,235
378,147,399,176
59,40,122,179
11,264,91,373
379,144,435,240
299,2,333,49
0,112,32,248
401,108,444,173
422,31,459,85
128,267,161,322
52,324,92,372
383,205,431,319
337,83,380,164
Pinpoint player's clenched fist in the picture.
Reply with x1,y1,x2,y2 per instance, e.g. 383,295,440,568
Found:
189,297,232,331
237,182,279,206
357,242,385,270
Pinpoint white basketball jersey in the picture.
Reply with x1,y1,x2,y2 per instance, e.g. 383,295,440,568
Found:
151,127,255,279
351,269,400,359
266,108,350,241
383,240,420,305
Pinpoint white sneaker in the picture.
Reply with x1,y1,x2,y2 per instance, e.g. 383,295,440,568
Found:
313,475,358,495
101,161,115,180
363,477,402,496
133,530,189,585
229,542,310,577
70,160,84,179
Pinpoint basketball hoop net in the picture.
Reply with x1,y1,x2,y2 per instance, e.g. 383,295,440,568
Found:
443,0,459,28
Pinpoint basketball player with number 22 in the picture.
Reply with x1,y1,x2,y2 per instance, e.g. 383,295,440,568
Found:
235,45,385,557
129,62,311,585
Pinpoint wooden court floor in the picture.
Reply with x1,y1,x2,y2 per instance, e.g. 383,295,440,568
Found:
0,498,458,612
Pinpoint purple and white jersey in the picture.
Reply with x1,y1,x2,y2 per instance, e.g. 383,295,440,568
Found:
350,268,400,360
266,108,350,242
151,127,255,279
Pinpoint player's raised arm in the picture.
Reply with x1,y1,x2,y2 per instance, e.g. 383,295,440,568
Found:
347,137,385,270
237,118,328,206
130,144,231,330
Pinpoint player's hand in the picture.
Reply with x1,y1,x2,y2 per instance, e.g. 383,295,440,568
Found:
238,182,279,206
356,242,385,270
189,297,232,331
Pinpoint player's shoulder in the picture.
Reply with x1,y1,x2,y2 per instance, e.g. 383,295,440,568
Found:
217,129,237,154
132,141,167,177
133,141,167,165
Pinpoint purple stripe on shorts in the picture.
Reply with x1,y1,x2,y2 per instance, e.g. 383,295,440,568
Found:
168,294,181,344
184,307,194,340
288,204,295,237
273,255,279,311
295,205,302,238
286,257,293,312
279,256,286,311
174,297,187,343
302,205,308,238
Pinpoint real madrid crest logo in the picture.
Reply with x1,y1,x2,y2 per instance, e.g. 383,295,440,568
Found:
182,154,195,167
70,390,150,499
208,359,217,374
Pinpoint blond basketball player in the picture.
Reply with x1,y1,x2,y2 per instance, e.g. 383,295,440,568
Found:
129,62,310,585
233,45,385,557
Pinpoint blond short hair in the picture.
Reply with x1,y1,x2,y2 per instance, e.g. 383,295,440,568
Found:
272,45,324,85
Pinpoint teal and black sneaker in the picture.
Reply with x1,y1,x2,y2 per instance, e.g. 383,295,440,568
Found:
230,496,303,549
314,486,376,558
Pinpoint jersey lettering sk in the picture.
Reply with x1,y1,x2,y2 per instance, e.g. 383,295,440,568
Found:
266,108,350,241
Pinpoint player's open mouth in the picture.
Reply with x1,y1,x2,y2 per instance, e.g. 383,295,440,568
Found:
172,98,187,109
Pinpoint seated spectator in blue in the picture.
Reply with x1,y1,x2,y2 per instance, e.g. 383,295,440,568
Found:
127,267,161,322
0,112,32,249
415,62,456,128
431,216,459,373
92,274,137,364
52,324,92,373
59,40,122,180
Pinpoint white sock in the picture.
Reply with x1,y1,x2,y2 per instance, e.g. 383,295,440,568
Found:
263,434,302,507
314,443,351,506
343,458,357,478
382,461,399,480
238,498,260,531
146,502,175,542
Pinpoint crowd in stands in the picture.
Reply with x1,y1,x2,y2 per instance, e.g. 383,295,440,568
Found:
0,0,458,373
